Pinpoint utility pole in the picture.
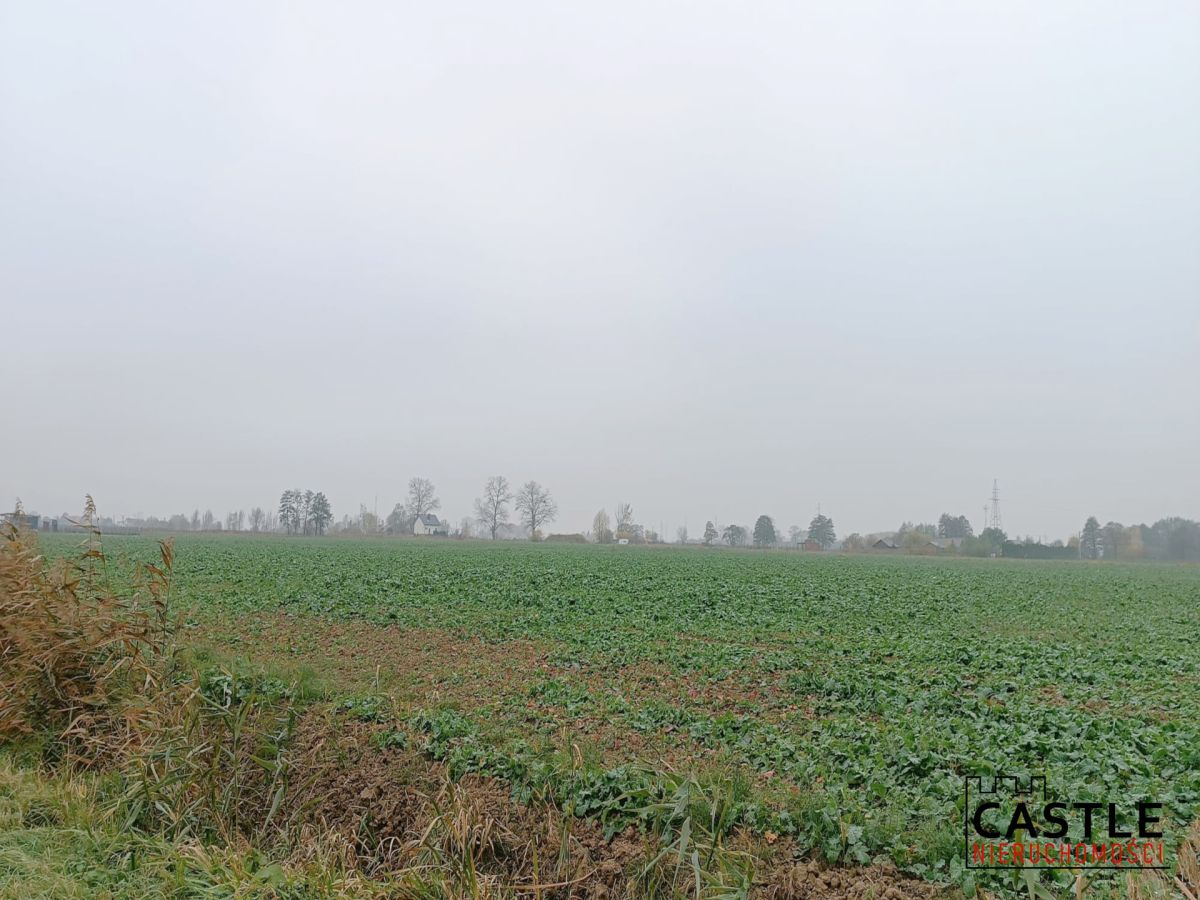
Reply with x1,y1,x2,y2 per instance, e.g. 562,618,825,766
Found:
988,480,1002,531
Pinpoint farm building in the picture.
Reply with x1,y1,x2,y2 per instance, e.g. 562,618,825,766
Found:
800,538,823,551
2,511,58,531
928,537,963,551
872,538,898,550
412,513,448,536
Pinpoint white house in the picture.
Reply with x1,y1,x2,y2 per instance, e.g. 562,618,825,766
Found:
413,513,448,536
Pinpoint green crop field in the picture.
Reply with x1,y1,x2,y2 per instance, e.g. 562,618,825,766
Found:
32,534,1200,895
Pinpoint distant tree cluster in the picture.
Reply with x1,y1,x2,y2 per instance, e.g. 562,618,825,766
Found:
937,514,974,539
842,533,867,552
722,523,747,546
589,502,660,545
807,514,836,549
896,521,937,550
659,511,841,551
839,511,1200,562
278,489,333,535
467,476,559,541
1075,515,1200,562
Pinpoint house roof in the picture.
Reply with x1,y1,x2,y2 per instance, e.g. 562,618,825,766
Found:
418,514,442,526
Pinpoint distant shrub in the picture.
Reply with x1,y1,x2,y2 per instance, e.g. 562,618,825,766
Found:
545,533,587,543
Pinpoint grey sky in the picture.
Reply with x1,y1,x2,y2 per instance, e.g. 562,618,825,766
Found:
2,0,1197,540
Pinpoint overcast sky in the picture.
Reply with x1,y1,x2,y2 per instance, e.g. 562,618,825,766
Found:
2,0,1198,540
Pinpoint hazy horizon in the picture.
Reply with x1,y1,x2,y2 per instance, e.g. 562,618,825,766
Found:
3,1,1198,541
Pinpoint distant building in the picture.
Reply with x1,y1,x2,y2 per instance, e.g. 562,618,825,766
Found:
872,538,898,550
2,511,40,530
929,537,964,551
2,511,58,531
412,514,448,536
801,538,823,551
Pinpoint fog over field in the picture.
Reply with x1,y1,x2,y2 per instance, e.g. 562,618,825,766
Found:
2,1,1197,538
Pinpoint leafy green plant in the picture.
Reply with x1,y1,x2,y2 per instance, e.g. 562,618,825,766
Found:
31,532,1200,897
335,695,390,723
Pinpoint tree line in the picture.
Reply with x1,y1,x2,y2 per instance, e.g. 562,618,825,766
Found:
580,508,840,550
839,513,1200,561
31,491,1200,561
1078,515,1200,561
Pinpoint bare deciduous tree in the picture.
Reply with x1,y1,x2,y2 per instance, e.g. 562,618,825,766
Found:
615,502,634,533
407,477,440,519
249,507,266,532
592,509,613,544
515,481,557,541
474,475,513,540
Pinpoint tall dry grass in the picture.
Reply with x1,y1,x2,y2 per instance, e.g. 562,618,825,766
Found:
0,497,177,766
0,506,318,859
